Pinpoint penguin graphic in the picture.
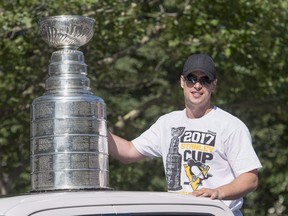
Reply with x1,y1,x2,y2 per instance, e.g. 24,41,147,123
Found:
184,159,212,191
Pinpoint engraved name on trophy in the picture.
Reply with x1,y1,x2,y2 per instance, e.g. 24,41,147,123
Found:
30,15,109,191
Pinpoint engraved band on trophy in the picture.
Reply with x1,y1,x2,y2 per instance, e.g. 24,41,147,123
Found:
30,15,109,191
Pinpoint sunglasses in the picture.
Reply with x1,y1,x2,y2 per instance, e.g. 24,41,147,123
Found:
184,75,212,86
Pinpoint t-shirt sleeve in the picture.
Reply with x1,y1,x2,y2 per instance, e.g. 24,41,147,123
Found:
132,119,162,158
225,123,262,177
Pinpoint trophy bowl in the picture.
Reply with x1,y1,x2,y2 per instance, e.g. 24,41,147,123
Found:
39,15,95,49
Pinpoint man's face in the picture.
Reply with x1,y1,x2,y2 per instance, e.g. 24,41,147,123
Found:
180,71,217,109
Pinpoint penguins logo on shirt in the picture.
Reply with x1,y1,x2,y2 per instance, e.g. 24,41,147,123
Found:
184,159,212,190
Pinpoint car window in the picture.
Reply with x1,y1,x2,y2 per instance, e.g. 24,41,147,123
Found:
32,213,214,216
30,203,227,216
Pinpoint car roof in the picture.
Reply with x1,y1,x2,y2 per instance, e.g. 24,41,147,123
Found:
0,190,234,216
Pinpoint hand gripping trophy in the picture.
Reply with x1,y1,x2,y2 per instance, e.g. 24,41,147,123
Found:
30,15,109,191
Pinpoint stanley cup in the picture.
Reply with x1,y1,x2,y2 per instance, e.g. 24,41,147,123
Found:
30,15,109,191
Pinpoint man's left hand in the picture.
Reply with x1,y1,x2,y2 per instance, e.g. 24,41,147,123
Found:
191,188,224,200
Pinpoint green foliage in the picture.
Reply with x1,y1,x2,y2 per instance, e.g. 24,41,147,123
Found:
0,0,288,215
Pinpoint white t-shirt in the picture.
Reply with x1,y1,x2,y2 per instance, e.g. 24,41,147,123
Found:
132,106,262,215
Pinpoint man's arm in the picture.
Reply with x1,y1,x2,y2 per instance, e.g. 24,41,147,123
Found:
191,169,259,200
108,132,145,164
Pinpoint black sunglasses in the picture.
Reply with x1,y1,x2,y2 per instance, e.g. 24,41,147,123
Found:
184,75,212,86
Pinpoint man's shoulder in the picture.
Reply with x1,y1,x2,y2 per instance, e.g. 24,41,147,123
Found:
159,109,185,120
213,106,248,128
152,110,185,126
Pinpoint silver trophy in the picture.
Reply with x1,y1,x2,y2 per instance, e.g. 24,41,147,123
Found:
30,15,109,191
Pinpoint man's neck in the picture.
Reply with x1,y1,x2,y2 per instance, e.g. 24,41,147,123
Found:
186,104,213,119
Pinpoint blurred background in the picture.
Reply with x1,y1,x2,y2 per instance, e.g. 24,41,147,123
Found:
0,1,287,215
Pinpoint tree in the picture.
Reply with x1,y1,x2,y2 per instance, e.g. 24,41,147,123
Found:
0,1,287,215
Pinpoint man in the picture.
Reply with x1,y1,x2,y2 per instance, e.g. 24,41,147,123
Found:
108,53,262,216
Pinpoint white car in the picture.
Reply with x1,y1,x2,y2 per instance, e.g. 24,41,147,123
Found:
0,190,233,216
